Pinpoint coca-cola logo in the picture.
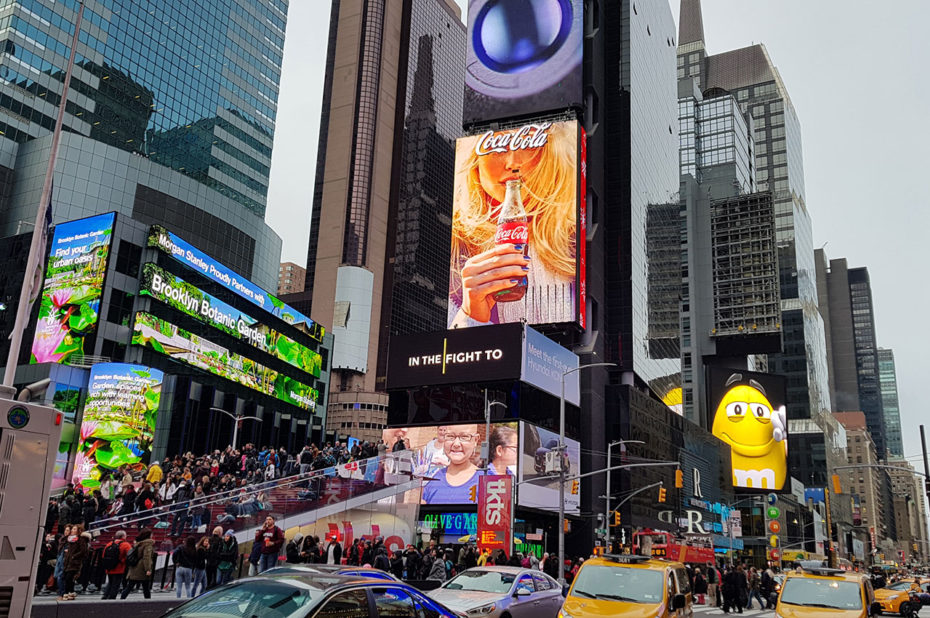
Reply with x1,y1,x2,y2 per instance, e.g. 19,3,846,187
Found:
475,123,552,156
495,223,528,244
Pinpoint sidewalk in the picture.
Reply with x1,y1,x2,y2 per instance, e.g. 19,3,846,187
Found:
32,591,182,618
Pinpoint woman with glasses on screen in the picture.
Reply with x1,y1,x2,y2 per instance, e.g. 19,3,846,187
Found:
487,425,518,476
422,424,482,505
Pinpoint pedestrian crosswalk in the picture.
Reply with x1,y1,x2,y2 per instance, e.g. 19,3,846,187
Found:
693,606,774,616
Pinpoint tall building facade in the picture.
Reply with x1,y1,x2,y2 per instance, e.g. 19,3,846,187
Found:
294,0,464,441
817,253,887,458
679,0,842,491
835,412,890,545
887,458,929,563
0,0,287,288
877,348,904,458
278,262,306,295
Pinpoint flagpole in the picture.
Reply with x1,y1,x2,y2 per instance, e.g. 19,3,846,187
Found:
2,0,85,387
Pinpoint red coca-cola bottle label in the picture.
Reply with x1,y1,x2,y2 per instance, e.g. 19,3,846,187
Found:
495,220,528,245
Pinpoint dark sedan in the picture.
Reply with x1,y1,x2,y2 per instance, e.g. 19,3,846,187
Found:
159,573,463,617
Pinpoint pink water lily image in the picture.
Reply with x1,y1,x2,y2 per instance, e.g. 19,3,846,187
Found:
80,420,99,441
31,316,68,363
49,288,74,309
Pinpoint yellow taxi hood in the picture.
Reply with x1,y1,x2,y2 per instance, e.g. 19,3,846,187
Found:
562,596,662,618
776,604,865,618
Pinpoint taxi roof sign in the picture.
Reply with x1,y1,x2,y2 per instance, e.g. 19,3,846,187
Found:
804,567,846,577
604,554,651,564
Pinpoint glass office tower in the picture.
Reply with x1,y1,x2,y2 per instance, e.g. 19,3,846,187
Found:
0,0,284,217
878,348,903,458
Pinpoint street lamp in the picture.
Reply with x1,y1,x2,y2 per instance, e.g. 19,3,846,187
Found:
603,439,644,552
482,391,507,470
211,407,262,450
558,362,616,585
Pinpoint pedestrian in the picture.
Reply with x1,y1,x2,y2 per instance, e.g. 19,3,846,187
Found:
247,540,261,576
721,565,744,614
217,530,239,586
101,530,132,599
325,534,342,565
172,537,197,598
693,567,708,604
374,546,391,572
286,534,305,563
427,549,446,582
761,566,775,609
254,516,284,572
705,561,719,607
205,526,223,588
191,536,209,595
59,527,89,600
36,532,58,595
120,528,154,599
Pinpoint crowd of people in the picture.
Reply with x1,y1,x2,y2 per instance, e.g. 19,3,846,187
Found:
37,440,391,600
685,561,782,612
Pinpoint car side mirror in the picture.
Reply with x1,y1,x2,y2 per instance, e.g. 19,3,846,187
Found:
672,593,687,610
870,601,882,616
515,588,532,597
562,584,569,598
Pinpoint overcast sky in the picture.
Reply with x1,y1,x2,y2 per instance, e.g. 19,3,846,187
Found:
267,1,930,467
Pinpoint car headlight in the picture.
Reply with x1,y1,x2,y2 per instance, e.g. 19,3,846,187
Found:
557,611,572,618
466,603,496,616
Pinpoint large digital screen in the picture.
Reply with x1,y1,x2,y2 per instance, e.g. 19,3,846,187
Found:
132,311,318,410
463,0,583,125
707,367,789,492
31,213,116,364
382,422,518,506
73,363,162,489
518,422,580,514
448,120,582,328
386,323,524,390
140,263,321,378
147,225,325,342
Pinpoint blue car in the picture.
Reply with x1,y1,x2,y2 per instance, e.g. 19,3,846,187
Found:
264,564,400,581
159,573,465,617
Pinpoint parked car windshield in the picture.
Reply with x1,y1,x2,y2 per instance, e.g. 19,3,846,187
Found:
444,570,516,594
571,566,664,604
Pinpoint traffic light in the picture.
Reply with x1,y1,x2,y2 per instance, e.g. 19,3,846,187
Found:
571,479,579,495
469,484,477,503
613,511,621,527
658,487,667,503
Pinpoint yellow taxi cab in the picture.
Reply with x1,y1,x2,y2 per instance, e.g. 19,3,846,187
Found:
874,579,921,616
775,567,882,618
558,554,692,618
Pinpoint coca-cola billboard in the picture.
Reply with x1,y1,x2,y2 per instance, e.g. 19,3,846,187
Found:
463,0,583,125
448,120,584,329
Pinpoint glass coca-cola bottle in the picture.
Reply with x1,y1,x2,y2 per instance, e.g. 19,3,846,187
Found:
493,179,528,302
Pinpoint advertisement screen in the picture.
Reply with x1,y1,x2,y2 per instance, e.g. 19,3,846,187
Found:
147,226,325,342
73,363,162,489
382,422,518,506
386,323,524,390
521,325,579,406
463,0,583,125
132,311,318,410
140,263,321,377
448,120,581,328
518,421,580,514
707,367,789,492
31,213,115,364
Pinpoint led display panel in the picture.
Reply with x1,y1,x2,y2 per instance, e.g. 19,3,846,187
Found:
464,0,583,125
139,263,321,377
73,363,162,489
131,311,318,410
31,213,115,364
447,120,583,328
707,367,789,492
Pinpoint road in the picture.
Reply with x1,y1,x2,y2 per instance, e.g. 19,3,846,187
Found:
693,606,775,617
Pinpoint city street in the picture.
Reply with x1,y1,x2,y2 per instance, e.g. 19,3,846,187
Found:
694,609,775,617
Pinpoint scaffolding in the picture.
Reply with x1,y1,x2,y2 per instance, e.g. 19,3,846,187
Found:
711,192,780,337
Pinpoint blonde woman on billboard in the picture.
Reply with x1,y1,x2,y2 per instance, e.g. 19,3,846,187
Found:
448,122,577,327
421,424,482,505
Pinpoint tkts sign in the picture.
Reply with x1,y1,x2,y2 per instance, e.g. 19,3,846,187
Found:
478,475,512,552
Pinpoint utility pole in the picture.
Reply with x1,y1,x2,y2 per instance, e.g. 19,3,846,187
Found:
825,487,836,568
921,426,930,504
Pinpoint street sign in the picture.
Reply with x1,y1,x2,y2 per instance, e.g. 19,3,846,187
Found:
595,528,607,536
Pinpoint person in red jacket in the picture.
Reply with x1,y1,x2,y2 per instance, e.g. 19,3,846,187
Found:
102,530,132,599
255,516,284,573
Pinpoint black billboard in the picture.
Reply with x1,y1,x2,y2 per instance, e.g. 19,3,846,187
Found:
463,0,583,126
707,367,789,493
387,324,524,389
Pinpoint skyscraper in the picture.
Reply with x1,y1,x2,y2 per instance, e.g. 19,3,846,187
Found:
0,0,287,287
818,253,887,458
294,0,464,440
679,0,840,486
878,348,904,458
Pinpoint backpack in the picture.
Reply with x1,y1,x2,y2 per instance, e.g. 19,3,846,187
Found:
101,541,121,570
126,546,141,567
